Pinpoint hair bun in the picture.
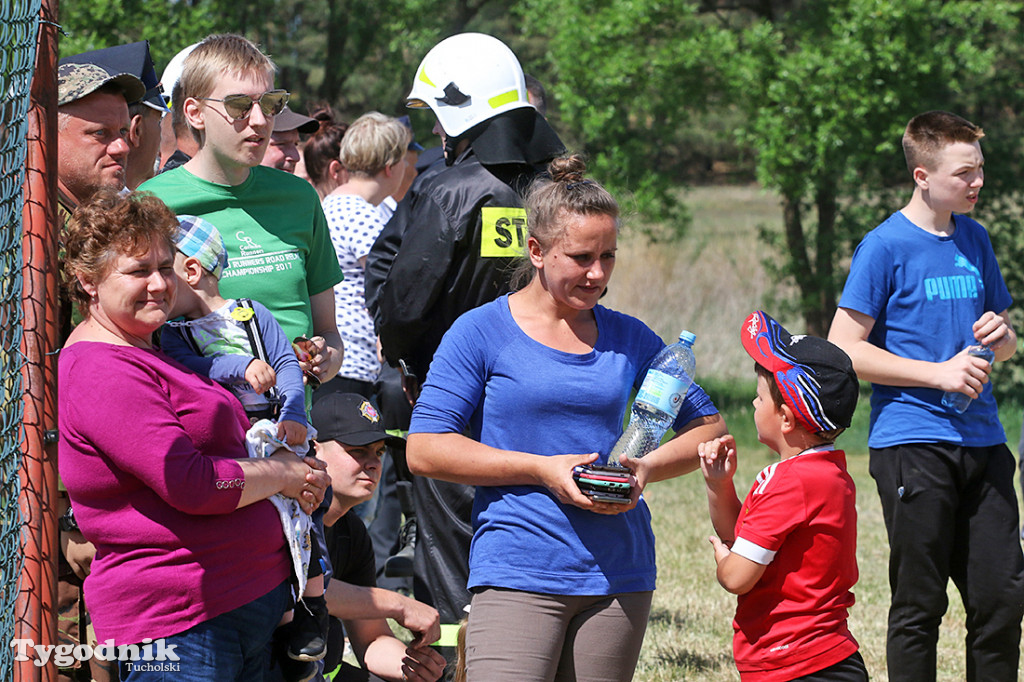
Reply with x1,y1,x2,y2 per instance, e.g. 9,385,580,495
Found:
548,154,587,184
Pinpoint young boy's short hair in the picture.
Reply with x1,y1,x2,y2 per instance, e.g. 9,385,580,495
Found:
339,112,411,177
179,34,276,140
902,110,985,174
742,310,858,441
174,214,229,279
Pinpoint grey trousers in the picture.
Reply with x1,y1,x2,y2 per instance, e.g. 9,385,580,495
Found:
464,587,652,682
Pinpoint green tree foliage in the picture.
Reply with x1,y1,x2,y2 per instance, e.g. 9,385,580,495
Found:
60,0,1024,399
730,0,1017,335
60,0,220,67
58,0,513,124
519,0,741,241
961,16,1024,405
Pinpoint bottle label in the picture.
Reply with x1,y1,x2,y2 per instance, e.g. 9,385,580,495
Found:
635,370,687,417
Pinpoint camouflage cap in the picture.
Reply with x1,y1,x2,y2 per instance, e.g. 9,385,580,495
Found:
61,42,168,113
57,62,146,107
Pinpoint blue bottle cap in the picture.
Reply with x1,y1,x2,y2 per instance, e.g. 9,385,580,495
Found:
679,330,696,345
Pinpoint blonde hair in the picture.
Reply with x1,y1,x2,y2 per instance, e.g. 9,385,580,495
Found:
338,112,410,177
511,154,619,289
179,34,277,142
902,110,984,173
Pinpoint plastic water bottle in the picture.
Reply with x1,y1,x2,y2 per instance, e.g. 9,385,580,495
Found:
607,331,697,466
941,344,994,414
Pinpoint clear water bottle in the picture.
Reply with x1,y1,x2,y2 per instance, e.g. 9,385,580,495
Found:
607,331,697,466
941,344,994,414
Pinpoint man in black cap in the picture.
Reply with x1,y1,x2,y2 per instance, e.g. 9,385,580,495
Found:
60,41,167,190
271,393,445,682
262,106,319,173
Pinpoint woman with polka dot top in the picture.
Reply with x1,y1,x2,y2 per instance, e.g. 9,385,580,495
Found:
315,112,411,402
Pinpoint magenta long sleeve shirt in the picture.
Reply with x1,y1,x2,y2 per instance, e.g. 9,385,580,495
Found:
58,342,291,644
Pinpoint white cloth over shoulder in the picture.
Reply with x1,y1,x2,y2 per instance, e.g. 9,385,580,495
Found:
245,419,316,597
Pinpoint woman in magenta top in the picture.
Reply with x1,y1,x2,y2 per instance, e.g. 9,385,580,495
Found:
58,190,329,681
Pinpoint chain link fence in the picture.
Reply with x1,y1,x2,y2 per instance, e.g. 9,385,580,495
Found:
1,0,42,677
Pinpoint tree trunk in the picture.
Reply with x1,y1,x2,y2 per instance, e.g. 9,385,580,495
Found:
323,0,347,104
812,185,838,337
780,190,840,337
781,194,821,335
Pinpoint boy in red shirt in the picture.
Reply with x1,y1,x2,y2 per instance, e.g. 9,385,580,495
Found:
699,310,867,681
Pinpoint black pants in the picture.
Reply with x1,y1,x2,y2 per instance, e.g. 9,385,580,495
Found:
791,651,868,681
412,475,474,668
870,442,1024,682
369,363,414,593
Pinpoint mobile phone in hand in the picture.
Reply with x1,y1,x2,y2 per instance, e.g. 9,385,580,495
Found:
291,336,323,389
573,464,632,503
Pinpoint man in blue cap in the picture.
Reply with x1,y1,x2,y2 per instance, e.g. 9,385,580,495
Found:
61,41,169,189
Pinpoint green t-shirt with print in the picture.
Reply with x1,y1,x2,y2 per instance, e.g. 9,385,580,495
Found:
141,165,343,343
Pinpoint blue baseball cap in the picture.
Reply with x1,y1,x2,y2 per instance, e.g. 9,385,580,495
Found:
397,115,425,152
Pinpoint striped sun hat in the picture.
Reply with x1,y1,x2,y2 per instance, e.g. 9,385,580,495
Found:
174,214,229,279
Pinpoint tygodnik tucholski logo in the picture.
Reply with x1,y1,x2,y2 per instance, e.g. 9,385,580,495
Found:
11,637,181,670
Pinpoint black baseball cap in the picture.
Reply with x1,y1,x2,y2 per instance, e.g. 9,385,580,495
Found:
310,393,404,447
740,310,859,433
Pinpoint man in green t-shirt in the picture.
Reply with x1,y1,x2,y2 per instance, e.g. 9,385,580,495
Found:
140,34,343,386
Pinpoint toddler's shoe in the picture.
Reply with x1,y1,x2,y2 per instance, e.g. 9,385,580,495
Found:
288,594,329,662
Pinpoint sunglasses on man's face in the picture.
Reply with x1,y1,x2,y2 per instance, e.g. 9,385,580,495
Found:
199,89,290,121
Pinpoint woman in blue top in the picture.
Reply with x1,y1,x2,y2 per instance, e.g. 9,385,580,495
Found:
407,155,727,682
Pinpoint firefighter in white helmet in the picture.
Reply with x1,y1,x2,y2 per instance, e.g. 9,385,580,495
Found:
365,32,565,668
406,32,535,160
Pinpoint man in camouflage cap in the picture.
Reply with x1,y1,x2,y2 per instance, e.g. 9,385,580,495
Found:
56,61,144,211
62,41,168,189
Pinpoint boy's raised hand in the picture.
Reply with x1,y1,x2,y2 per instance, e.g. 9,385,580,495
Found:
245,358,277,394
278,419,308,446
698,435,738,483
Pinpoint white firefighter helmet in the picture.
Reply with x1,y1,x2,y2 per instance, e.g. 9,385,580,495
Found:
159,42,199,109
407,33,533,138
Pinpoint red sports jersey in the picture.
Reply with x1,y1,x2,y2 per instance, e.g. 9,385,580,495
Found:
731,446,860,681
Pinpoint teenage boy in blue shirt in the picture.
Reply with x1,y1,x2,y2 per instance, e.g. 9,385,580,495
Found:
829,110,1024,682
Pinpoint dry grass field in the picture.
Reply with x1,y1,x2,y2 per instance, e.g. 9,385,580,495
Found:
604,183,797,383
603,184,1024,681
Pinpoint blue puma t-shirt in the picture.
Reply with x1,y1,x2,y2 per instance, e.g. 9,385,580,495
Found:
838,211,1011,448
